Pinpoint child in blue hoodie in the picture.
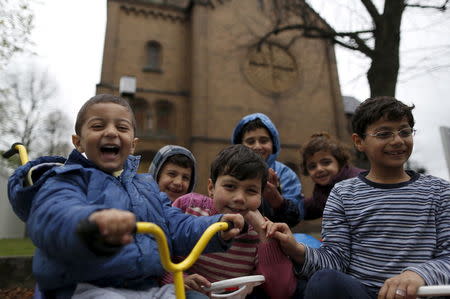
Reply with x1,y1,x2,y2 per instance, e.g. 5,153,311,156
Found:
232,113,304,227
7,94,244,299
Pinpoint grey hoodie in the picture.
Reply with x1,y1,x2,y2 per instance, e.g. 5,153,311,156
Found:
148,145,197,194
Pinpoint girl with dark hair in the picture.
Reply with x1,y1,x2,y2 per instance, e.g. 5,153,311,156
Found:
301,132,364,220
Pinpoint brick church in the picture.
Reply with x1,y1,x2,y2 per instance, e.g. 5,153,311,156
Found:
96,0,349,195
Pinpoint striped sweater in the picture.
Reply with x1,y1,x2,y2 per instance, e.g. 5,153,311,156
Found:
163,192,297,298
300,171,450,292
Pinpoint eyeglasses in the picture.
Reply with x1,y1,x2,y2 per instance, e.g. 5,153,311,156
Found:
364,128,416,140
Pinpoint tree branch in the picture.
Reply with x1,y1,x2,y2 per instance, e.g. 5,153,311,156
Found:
360,0,382,24
405,0,449,11
257,23,375,57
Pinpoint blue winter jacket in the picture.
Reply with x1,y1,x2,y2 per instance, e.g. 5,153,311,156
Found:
8,149,226,295
232,113,304,226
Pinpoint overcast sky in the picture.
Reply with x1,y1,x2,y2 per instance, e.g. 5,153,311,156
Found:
23,0,450,181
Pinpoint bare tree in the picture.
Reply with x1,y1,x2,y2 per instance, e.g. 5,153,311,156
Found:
0,62,71,159
0,0,34,69
43,110,72,156
257,0,449,97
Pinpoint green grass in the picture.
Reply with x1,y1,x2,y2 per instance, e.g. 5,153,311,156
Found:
0,238,35,256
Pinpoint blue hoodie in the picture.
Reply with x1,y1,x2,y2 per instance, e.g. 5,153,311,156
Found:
7,149,227,296
232,113,304,226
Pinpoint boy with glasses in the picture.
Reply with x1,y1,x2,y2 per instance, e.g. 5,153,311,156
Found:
266,96,450,299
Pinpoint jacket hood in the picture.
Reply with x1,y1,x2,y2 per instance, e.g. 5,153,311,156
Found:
231,113,280,167
148,145,197,193
8,155,67,221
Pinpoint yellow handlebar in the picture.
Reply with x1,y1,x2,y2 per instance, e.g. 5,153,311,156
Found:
136,221,231,299
2,143,29,165
15,144,29,165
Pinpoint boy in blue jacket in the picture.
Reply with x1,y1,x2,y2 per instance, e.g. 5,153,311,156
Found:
8,94,243,299
232,113,304,227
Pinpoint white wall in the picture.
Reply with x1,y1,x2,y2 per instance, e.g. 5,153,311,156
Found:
0,168,26,239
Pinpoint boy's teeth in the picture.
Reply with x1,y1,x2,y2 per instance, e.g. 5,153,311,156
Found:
101,145,120,154
387,151,405,156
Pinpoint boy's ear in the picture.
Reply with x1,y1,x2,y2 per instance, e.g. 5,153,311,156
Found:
71,134,84,153
130,137,139,154
352,133,365,152
207,178,214,198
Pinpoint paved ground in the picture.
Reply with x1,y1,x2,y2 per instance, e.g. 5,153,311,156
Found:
0,287,33,299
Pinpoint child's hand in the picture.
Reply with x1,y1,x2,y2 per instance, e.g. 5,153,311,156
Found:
220,213,245,240
377,270,425,299
245,210,270,241
264,222,305,264
244,209,265,230
267,168,279,186
88,209,136,245
263,168,284,209
185,274,211,294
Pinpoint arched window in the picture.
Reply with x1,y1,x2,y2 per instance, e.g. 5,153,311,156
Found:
155,99,173,133
144,41,162,72
258,0,265,10
130,97,151,135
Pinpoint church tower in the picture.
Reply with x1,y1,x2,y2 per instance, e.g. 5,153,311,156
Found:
97,0,347,195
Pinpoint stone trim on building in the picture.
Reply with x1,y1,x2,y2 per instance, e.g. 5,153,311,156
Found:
96,83,189,97
120,4,189,23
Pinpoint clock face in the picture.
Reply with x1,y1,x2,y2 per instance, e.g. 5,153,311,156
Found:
243,43,299,95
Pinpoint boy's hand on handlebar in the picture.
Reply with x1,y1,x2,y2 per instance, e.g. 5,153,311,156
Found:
220,213,245,240
377,270,425,299
89,209,136,245
185,274,211,294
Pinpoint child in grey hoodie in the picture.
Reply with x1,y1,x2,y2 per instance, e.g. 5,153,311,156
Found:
149,145,196,202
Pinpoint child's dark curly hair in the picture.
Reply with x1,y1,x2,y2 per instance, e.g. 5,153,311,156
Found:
351,96,415,138
210,144,268,191
300,132,351,176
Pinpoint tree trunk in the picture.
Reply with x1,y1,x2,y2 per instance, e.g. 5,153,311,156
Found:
367,0,405,97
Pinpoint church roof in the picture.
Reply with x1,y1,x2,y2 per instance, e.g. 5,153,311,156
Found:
127,0,335,31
